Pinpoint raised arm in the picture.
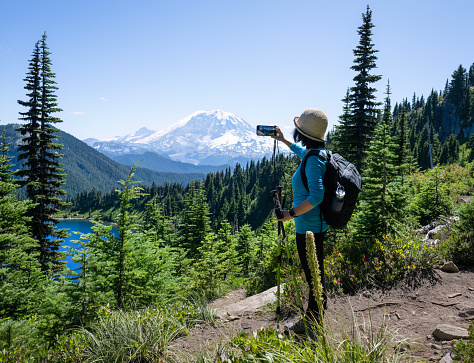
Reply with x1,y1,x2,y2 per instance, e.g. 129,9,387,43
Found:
271,126,293,149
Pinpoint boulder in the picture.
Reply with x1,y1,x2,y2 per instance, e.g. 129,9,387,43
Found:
215,285,282,319
432,324,469,340
440,261,459,273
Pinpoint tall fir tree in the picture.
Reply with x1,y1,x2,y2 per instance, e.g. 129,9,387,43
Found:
336,5,382,170
17,33,68,272
0,131,44,318
235,224,253,277
178,180,212,261
447,65,467,106
354,87,405,240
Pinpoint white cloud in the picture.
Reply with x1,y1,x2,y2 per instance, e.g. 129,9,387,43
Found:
71,111,86,115
97,96,109,102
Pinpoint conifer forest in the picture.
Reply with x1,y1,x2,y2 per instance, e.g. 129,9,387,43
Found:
1,7,474,363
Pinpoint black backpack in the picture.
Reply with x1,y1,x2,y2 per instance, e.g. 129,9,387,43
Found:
301,149,362,229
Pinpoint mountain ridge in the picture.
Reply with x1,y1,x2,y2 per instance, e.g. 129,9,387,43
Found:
84,110,274,166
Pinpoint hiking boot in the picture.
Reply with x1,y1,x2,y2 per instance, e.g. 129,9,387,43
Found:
284,319,307,335
284,319,318,340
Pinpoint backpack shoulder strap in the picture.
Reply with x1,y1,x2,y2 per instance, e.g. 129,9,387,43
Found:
301,149,327,192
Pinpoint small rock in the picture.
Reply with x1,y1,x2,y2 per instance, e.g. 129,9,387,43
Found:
440,261,459,273
432,324,469,340
215,308,229,320
458,306,474,318
395,342,410,352
448,293,462,298
468,287,474,291
227,315,239,321
439,352,454,363
431,343,442,350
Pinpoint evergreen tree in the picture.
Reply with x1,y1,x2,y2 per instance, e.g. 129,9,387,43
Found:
469,63,474,87
333,88,352,154
439,134,460,165
467,134,474,162
447,65,467,107
16,33,68,272
235,224,253,277
336,6,382,170
393,105,416,180
354,90,405,240
246,220,278,295
215,221,238,279
114,163,144,306
142,196,174,246
0,131,44,318
383,80,392,125
68,164,182,310
194,232,219,296
194,221,237,297
179,180,212,261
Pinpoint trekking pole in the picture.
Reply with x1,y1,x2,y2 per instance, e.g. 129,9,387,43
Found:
272,186,284,330
272,186,306,331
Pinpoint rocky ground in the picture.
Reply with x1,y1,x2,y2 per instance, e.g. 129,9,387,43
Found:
170,267,474,362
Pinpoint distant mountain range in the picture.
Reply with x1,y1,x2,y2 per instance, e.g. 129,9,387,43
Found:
84,110,275,166
0,124,205,196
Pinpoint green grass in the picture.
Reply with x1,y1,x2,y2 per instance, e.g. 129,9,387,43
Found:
216,307,405,363
76,308,188,363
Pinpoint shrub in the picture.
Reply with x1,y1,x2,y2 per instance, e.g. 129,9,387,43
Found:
325,233,438,293
408,165,473,226
436,200,474,266
453,321,474,361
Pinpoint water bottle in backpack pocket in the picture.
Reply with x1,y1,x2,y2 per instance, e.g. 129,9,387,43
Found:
330,183,345,212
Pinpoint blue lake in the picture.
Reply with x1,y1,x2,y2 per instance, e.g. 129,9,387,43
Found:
57,219,118,271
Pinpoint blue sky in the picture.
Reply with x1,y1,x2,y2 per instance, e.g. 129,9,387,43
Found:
0,0,473,140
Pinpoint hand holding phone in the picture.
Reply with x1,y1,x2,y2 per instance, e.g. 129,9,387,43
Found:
256,125,277,136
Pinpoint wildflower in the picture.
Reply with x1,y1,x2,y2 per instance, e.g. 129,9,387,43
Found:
306,231,324,314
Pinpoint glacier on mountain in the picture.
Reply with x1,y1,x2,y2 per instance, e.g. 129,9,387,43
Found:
84,110,276,166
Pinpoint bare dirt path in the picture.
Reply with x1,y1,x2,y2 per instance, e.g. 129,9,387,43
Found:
170,269,474,362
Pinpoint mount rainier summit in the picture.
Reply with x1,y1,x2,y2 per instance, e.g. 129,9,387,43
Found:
84,110,275,166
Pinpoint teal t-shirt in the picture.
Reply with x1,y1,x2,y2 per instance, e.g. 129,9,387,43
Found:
290,143,328,234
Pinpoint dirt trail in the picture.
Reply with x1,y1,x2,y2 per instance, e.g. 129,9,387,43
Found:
171,269,474,362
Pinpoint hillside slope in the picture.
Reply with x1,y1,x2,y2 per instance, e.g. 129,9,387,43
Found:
1,124,204,196
111,151,228,174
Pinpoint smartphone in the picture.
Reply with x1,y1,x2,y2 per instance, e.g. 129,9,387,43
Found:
256,125,277,137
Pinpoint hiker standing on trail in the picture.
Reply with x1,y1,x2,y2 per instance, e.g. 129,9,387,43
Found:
272,108,328,335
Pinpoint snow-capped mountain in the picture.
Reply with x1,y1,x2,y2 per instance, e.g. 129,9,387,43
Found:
84,110,275,166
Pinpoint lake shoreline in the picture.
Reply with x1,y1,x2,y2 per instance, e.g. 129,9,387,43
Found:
57,217,117,226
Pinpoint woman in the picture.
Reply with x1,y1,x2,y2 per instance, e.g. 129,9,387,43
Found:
272,108,328,334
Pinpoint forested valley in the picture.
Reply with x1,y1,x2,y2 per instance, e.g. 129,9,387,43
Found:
2,8,474,362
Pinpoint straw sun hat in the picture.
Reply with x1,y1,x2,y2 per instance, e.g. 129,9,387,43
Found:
293,108,328,142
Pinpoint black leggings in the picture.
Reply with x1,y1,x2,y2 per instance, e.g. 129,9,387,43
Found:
296,232,326,322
